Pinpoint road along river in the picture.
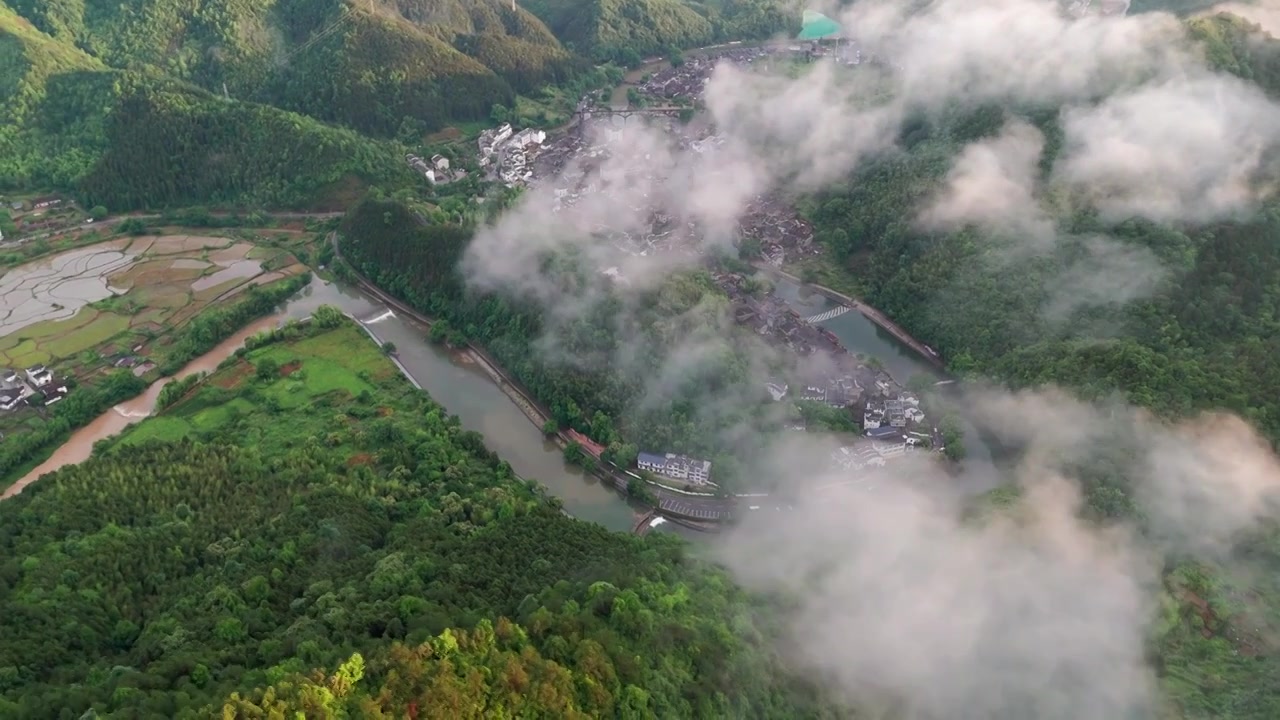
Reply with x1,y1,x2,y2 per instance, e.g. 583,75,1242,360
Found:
4,278,641,531
11,268,996,531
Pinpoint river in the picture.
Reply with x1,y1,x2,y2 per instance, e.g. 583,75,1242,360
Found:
10,269,990,532
5,278,641,531
771,277,997,470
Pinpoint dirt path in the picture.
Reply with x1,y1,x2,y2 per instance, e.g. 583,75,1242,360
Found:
8,211,345,246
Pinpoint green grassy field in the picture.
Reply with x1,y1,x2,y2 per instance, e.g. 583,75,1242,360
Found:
118,323,392,447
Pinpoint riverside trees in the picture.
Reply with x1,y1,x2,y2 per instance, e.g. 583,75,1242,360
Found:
0,317,832,719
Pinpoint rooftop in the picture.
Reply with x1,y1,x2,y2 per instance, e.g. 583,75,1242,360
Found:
798,10,843,40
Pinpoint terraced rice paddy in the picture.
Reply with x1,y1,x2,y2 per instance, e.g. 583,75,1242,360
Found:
0,234,305,368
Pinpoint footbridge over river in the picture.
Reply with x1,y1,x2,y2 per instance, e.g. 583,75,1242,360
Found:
803,305,853,324
571,105,687,135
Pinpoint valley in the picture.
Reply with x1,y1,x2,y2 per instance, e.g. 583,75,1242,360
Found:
3,0,1280,718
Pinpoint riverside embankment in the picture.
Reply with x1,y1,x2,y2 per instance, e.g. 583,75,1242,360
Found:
756,264,945,373
5,276,646,531
331,236,739,527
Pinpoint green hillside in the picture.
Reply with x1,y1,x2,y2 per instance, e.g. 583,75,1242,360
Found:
525,0,792,63
0,4,102,121
0,6,112,191
0,0,590,207
7,0,583,134
0,318,833,718
1188,12,1280,96
76,78,417,210
0,2,444,209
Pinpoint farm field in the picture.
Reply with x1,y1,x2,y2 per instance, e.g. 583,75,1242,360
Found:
0,229,315,435
119,321,395,446
0,233,308,370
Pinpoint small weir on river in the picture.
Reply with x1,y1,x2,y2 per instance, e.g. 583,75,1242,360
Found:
11,252,996,532
802,306,853,323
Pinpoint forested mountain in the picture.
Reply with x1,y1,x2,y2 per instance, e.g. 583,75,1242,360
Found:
8,0,582,118
0,0,799,208
0,318,833,718
76,77,417,210
0,5,419,208
802,15,1280,444
1188,12,1280,95
259,0,587,137
0,0,589,209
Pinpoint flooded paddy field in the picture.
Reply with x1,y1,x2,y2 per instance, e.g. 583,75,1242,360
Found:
0,231,312,434
0,234,306,369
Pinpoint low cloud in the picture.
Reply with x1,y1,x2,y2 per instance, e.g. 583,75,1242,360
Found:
1200,1,1280,37
917,118,1053,243
1039,236,1167,322
842,0,1195,108
721,387,1280,719
1054,75,1280,223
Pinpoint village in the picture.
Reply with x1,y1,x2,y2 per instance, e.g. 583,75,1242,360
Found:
0,366,70,415
464,43,830,268
454,43,936,488
716,271,941,469
0,194,96,248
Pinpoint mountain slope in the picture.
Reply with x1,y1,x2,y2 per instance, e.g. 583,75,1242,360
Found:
267,8,512,138
7,0,584,136
77,77,417,210
0,3,419,209
1188,11,1280,96
524,0,794,62
527,0,714,61
0,4,103,121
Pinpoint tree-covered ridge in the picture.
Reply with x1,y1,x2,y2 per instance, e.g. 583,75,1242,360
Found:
0,317,832,718
264,8,515,139
7,0,583,136
524,0,793,63
0,3,102,122
0,6,418,208
1188,12,1280,96
0,0,589,206
224,608,831,719
75,77,417,210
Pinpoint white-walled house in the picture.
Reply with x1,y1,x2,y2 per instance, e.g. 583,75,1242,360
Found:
637,451,713,485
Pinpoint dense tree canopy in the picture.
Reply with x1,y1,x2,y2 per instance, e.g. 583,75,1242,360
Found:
523,0,794,63
0,318,833,718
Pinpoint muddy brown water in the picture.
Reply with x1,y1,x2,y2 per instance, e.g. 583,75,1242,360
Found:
3,278,641,531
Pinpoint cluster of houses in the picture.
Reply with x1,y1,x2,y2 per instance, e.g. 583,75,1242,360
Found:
719,274,845,357
477,123,547,187
639,47,775,100
713,270,945,470
738,195,819,266
637,451,714,486
0,366,69,412
405,153,464,185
